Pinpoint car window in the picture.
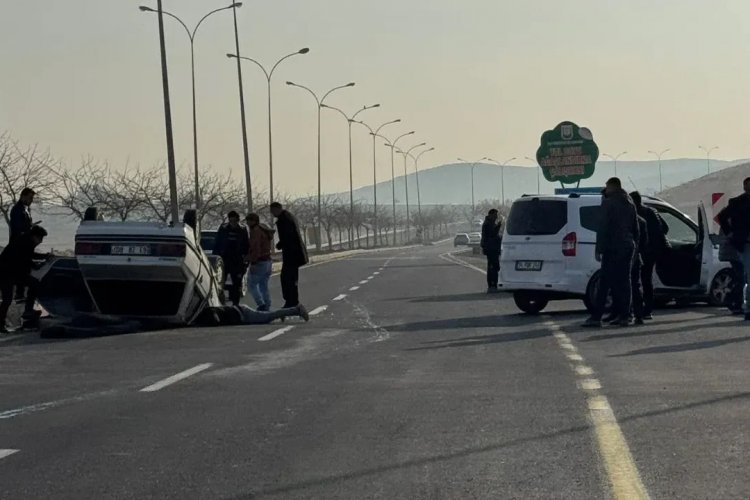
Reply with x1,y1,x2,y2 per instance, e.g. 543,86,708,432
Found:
506,199,567,236
653,207,697,245
579,206,601,233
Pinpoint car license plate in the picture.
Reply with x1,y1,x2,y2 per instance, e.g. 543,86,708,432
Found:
111,244,151,256
516,260,543,271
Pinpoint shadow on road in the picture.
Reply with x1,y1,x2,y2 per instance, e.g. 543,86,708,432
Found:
406,328,552,350
580,315,744,343
611,335,750,357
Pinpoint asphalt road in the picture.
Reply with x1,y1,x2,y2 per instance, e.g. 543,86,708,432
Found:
0,242,748,499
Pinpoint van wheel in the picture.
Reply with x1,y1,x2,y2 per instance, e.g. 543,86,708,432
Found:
513,292,549,314
708,269,734,307
584,272,612,314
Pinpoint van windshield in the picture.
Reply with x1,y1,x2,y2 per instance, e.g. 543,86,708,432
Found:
506,199,567,236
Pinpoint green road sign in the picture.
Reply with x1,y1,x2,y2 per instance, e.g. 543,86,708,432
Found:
536,121,599,184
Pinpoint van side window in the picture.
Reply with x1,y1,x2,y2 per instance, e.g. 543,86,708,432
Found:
506,199,567,235
579,206,601,233
653,207,697,245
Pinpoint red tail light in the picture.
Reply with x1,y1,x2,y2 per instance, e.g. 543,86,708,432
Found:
75,242,104,255
562,232,577,257
155,243,186,257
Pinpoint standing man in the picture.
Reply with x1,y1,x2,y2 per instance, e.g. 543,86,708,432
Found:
0,225,49,333
583,178,639,327
630,213,649,325
214,211,249,306
270,202,308,308
717,177,750,320
481,208,502,293
245,213,275,311
9,187,35,243
630,191,670,319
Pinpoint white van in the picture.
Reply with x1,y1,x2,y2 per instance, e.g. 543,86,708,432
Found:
499,194,732,314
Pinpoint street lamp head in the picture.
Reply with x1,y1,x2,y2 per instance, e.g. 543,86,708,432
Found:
393,119,402,123
231,2,243,8
370,104,381,109
226,53,238,59
299,48,310,54
139,5,156,12
286,81,296,86
346,82,356,87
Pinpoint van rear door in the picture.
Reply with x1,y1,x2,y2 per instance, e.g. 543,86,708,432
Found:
698,202,713,288
501,197,568,284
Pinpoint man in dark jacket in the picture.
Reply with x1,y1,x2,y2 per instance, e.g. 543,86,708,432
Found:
717,177,750,320
630,191,669,319
213,211,250,306
0,225,49,332
481,209,502,293
583,178,639,327
271,202,309,308
9,188,35,244
630,214,649,325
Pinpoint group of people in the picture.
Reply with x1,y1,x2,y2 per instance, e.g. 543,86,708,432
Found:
209,202,310,324
0,188,51,332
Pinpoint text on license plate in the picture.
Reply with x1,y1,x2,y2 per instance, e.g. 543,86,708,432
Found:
111,245,151,256
515,260,543,271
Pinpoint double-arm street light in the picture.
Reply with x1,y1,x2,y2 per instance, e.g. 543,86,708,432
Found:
524,156,541,194
396,143,427,241
458,157,487,214
603,151,627,178
227,48,309,203
409,147,434,225
699,145,719,176
322,103,380,249
488,157,517,206
140,3,241,210
229,3,252,211
648,148,670,192
379,131,415,245
355,119,401,246
286,81,355,251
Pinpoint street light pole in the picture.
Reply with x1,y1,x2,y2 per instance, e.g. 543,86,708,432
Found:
698,145,719,176
322,103,380,249
378,131,415,245
410,147,434,226
458,157,487,214
230,4,252,212
228,49,310,203
140,3,241,211
286,81,355,251
356,119,401,246
648,148,671,192
524,156,540,194
396,142,427,241
603,151,627,178
488,157,517,206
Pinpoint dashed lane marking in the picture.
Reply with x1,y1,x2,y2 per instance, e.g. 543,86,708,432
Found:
258,325,295,342
373,271,380,275
350,286,360,291
359,280,369,284
332,294,347,301
0,450,19,460
140,363,214,392
309,306,328,316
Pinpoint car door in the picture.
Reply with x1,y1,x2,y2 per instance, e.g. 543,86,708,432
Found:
648,204,701,288
697,202,714,289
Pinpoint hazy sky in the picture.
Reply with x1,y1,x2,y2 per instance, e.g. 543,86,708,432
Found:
1,0,749,196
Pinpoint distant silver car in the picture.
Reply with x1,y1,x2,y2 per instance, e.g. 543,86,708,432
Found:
454,233,470,247
468,232,482,254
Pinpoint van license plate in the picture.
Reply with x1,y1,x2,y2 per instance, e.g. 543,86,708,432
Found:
111,245,151,256
516,260,542,271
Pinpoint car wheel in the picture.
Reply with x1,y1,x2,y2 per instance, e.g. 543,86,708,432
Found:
708,269,734,306
513,292,549,314
584,272,612,314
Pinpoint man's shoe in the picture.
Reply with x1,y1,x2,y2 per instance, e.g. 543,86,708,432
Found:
257,304,270,312
486,286,499,294
0,324,11,334
298,304,310,322
582,317,602,328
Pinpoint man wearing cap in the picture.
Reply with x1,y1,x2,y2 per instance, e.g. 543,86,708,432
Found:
214,211,250,306
0,225,49,332
481,208,503,293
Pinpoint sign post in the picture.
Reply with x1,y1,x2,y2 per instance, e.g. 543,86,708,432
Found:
536,121,599,187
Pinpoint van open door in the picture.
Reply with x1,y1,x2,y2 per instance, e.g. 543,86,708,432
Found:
698,202,713,288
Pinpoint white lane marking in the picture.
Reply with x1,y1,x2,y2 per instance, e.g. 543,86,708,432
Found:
367,275,375,280
258,325,295,342
309,306,328,316
373,271,380,275
350,286,360,291
438,252,485,274
0,389,118,420
332,294,347,301
0,450,19,460
359,280,369,284
545,321,649,500
140,363,213,392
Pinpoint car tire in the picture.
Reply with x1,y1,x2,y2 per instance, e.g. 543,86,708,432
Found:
513,292,549,314
708,269,734,307
584,272,612,314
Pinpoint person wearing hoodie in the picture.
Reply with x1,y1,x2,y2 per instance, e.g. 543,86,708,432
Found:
583,177,640,327
214,211,250,306
480,208,503,293
245,213,275,311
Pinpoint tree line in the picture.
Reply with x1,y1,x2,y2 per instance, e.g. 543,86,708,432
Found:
0,132,465,250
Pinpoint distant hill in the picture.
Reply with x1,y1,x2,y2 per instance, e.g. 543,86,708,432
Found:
342,158,747,206
659,162,750,216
